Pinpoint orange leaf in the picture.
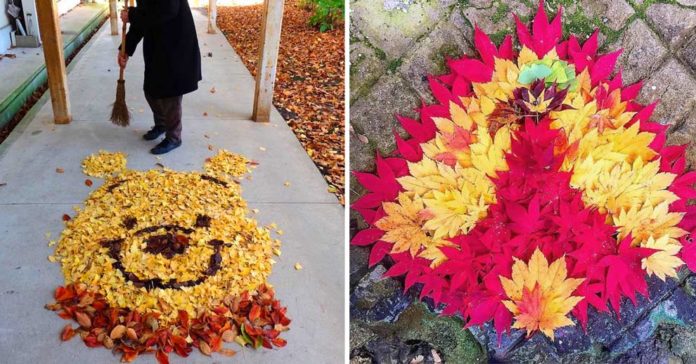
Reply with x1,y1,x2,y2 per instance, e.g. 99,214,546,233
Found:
60,324,76,341
249,304,261,321
155,350,170,364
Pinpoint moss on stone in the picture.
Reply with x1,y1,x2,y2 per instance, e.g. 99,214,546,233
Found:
492,2,511,23
387,58,404,73
563,10,596,39
489,28,512,45
367,302,486,363
431,43,462,74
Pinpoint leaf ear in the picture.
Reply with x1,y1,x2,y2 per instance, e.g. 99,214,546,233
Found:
203,149,256,182
81,150,128,178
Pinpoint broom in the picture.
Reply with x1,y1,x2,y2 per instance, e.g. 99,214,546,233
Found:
110,9,130,127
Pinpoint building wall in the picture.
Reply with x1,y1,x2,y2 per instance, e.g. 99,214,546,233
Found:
0,0,11,53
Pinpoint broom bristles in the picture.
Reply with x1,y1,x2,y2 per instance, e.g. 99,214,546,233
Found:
110,79,130,127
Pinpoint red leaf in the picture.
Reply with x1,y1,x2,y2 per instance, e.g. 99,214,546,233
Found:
351,229,384,246
368,241,392,267
60,324,76,341
590,50,621,85
155,350,170,364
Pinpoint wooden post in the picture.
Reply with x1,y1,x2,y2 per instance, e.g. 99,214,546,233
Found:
207,0,217,34
252,0,283,123
109,0,118,35
36,0,71,124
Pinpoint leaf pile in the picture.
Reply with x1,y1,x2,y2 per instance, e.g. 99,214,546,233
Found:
82,150,127,177
351,0,696,342
47,283,290,363
217,0,345,203
203,149,255,179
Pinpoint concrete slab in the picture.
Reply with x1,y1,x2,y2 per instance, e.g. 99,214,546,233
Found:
0,7,344,364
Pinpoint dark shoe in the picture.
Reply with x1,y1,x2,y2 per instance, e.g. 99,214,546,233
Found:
150,139,181,154
143,126,165,141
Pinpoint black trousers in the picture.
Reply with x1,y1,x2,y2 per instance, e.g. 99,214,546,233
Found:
145,93,183,143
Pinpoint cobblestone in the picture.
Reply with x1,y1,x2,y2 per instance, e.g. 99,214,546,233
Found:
609,20,668,85
646,3,696,47
579,0,634,31
638,58,696,125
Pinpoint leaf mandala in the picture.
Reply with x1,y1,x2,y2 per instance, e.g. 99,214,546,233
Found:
351,0,696,341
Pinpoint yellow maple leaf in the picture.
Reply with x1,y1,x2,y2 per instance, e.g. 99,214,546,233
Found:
375,193,432,256
613,202,686,247
374,193,453,265
500,249,584,340
641,236,684,281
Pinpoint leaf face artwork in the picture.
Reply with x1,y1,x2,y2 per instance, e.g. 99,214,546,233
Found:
47,150,290,362
351,0,696,342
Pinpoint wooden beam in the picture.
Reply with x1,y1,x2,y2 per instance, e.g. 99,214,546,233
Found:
36,0,71,124
207,0,217,34
252,0,283,123
109,0,118,35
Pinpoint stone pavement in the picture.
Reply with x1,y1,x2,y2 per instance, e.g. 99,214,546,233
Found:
349,0,696,363
0,9,344,364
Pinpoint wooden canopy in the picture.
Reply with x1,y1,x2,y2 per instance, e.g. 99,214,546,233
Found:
36,0,283,124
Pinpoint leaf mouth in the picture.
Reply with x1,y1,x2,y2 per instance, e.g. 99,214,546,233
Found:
100,225,230,291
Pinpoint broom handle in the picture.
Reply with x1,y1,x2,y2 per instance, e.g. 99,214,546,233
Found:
119,7,127,81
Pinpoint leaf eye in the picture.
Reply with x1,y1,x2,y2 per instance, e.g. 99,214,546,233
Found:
123,217,137,230
195,214,211,228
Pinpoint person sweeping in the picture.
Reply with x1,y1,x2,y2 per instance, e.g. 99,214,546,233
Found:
119,0,202,155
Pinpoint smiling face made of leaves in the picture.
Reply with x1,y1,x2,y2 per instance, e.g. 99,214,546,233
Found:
47,150,290,363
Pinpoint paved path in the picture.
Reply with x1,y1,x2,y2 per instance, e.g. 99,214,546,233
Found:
0,9,344,364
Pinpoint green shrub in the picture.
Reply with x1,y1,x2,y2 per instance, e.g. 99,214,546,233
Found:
304,0,344,32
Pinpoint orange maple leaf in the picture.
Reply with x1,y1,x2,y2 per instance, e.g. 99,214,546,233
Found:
499,249,584,340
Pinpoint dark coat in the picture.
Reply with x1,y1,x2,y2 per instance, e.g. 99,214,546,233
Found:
124,0,202,98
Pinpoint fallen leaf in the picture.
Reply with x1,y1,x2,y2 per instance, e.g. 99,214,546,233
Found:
56,168,64,173
62,214,71,221
60,324,76,341
259,146,267,151
221,329,236,342
219,348,237,357
199,340,212,356
126,327,138,340
294,263,303,270
110,325,126,339
84,179,93,187
283,181,291,187
217,2,344,204
75,311,91,328
210,87,216,94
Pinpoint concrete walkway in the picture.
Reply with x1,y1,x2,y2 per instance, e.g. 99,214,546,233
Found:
0,8,344,364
